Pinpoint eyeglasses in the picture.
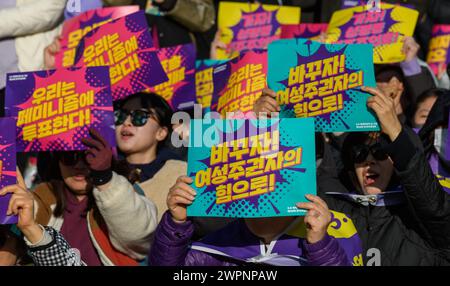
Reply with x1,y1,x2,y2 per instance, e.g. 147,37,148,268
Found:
114,109,156,127
352,143,388,164
57,151,86,166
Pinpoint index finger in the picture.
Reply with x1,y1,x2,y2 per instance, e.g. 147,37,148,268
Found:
89,128,108,148
261,88,277,99
305,194,329,211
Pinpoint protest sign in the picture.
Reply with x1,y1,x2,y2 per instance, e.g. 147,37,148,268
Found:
56,6,139,68
281,23,328,40
148,44,196,111
427,25,450,77
268,38,379,132
217,2,300,59
327,3,419,63
73,11,168,101
187,118,316,218
5,67,115,152
0,118,17,224
210,50,267,118
195,59,229,111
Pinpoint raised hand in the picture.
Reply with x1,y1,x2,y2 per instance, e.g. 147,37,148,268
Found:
167,176,196,223
297,194,332,244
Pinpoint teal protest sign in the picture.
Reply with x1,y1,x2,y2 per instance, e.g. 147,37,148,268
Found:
268,38,379,132
187,118,316,218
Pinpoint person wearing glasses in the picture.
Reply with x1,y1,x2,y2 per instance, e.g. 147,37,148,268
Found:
254,86,450,265
113,92,187,223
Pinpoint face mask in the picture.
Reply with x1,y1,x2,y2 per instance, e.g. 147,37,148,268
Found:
434,128,448,157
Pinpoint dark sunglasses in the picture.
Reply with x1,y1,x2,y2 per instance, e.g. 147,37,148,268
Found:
114,109,156,127
57,151,86,166
352,143,388,164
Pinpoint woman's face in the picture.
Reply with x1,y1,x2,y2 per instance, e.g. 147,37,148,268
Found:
413,96,437,128
58,156,90,195
115,97,167,156
353,143,394,195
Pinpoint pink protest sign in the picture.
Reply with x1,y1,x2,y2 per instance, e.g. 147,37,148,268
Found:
280,23,328,40
56,6,139,68
210,50,268,118
5,66,116,152
427,25,450,77
73,11,168,101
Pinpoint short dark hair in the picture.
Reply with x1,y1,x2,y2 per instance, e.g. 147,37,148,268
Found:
114,92,174,149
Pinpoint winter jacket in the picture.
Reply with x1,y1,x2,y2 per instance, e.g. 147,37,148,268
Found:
320,127,450,265
32,172,158,266
26,226,86,266
0,0,66,72
148,211,362,266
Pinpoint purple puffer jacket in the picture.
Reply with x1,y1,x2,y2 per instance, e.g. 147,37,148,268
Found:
148,212,351,266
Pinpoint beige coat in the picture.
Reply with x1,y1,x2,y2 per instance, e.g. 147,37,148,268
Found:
138,159,187,222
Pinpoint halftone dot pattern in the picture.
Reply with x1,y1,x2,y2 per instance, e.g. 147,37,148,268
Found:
138,31,153,50
12,67,115,152
125,14,147,33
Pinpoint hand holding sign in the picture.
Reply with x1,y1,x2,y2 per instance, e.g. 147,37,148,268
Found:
0,169,42,244
364,86,402,141
167,176,196,224
253,88,280,117
402,36,420,63
44,36,62,70
297,194,332,244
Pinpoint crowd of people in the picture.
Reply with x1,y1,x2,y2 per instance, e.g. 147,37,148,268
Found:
0,0,450,267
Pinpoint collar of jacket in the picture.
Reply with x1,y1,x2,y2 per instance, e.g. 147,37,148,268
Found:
326,190,406,207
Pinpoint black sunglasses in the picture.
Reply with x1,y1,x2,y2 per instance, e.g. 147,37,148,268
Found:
57,151,86,166
114,109,156,127
352,143,388,164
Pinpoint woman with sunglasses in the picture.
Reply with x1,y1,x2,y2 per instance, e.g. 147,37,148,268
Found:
27,128,158,266
322,86,450,266
113,92,187,223
253,86,450,265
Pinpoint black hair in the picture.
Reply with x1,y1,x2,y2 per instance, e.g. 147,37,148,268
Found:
341,132,399,192
114,92,174,150
406,88,446,126
374,64,411,113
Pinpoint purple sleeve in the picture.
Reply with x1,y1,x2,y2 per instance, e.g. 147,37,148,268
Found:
148,211,195,266
302,234,351,266
148,211,236,266
400,58,421,77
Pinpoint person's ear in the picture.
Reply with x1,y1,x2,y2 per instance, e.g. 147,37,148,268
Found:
156,126,169,142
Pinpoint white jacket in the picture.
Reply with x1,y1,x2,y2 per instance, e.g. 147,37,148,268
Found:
33,172,158,265
0,0,66,72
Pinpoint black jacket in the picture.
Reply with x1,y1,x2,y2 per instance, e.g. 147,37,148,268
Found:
318,127,450,266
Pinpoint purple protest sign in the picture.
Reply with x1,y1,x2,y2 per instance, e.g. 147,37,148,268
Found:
427,25,450,77
0,118,17,224
73,11,168,101
147,43,196,111
57,6,140,67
